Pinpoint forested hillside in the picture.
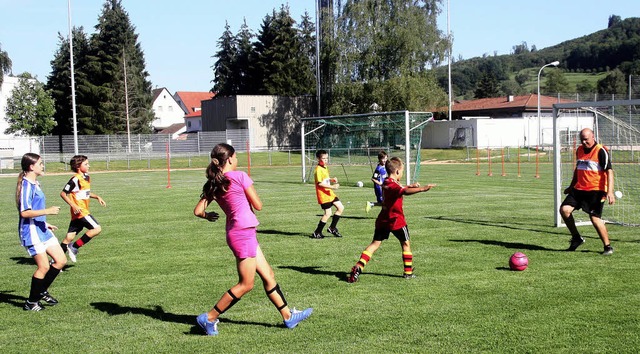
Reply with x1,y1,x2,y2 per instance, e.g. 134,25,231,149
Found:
436,16,640,100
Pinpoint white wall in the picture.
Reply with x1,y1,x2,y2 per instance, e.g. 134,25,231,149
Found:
185,117,201,132
0,75,21,140
423,115,594,148
152,88,185,129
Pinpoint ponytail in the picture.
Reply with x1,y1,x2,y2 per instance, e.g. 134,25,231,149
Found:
201,144,234,201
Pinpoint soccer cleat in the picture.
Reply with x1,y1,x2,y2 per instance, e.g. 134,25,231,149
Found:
403,273,416,279
284,307,313,329
327,227,342,237
347,266,361,283
40,291,59,305
310,232,325,239
567,236,585,251
23,300,45,311
365,202,372,214
602,245,614,256
68,244,78,262
196,313,219,336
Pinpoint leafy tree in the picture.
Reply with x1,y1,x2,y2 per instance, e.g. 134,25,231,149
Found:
5,74,56,136
608,15,622,28
576,79,595,94
597,69,627,94
0,43,12,85
212,22,238,95
46,27,92,135
543,69,570,94
515,71,529,86
512,41,529,55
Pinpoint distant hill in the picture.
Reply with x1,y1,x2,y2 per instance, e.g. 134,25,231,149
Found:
436,16,640,100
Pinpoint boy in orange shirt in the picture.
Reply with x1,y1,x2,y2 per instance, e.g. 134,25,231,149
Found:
311,150,345,238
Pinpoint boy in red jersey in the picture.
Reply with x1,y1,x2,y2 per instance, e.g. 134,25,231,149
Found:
348,156,436,282
311,150,345,238
59,155,106,262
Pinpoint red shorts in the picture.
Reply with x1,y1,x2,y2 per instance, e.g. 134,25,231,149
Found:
226,227,258,258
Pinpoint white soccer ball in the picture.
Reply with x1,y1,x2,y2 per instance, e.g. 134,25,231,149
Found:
614,190,623,199
356,181,364,188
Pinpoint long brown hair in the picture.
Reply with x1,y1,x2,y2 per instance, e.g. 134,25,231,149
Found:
201,143,234,201
16,153,41,211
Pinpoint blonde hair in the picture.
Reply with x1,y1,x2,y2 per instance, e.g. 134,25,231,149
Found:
16,153,40,211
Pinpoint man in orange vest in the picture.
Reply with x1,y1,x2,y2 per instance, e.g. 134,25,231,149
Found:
560,128,615,255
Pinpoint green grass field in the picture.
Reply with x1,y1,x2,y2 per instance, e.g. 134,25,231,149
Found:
1,162,639,353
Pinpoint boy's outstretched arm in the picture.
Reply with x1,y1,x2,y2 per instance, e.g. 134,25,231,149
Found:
404,183,436,195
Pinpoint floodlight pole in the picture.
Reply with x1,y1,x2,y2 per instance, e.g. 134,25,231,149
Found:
68,0,79,155
537,61,559,147
447,0,452,121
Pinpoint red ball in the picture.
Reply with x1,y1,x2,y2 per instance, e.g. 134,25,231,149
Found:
509,252,528,271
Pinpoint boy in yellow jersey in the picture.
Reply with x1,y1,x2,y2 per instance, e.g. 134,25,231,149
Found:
311,150,345,238
59,155,106,262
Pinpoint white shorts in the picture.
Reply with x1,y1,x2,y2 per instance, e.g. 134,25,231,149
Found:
25,236,59,257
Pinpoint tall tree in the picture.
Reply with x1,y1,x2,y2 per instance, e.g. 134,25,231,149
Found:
329,0,448,112
0,43,12,85
5,74,56,136
297,11,317,96
253,6,314,96
597,69,627,95
46,27,92,135
84,0,153,135
233,20,256,94
212,22,238,95
474,72,500,98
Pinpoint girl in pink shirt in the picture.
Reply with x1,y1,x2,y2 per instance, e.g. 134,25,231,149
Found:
194,143,312,336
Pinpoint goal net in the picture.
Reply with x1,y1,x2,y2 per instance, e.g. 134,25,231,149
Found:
301,111,434,185
553,99,640,226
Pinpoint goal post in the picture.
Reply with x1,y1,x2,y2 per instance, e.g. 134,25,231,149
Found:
553,99,640,227
301,111,434,185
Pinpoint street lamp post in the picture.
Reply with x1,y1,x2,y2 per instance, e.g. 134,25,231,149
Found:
537,60,560,147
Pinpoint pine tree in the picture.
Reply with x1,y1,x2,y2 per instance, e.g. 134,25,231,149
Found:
298,11,317,96
46,27,92,135
212,22,237,95
84,0,153,135
234,20,256,94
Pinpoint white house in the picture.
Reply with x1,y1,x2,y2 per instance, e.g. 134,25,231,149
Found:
0,75,40,165
151,87,186,132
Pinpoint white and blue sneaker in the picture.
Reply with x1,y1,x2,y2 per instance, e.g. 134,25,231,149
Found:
284,308,313,329
197,313,219,336
68,244,78,262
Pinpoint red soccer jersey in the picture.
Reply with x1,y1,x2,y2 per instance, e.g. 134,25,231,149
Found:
375,178,407,230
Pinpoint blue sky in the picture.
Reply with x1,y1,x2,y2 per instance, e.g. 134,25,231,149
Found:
0,1,638,93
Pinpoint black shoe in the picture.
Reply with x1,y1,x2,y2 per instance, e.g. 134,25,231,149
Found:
403,267,416,279
567,236,585,251
24,300,45,311
40,291,58,305
310,232,325,239
327,227,343,237
602,245,614,255
347,266,361,283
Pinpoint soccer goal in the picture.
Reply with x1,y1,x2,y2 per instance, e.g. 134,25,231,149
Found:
553,99,640,227
301,111,434,185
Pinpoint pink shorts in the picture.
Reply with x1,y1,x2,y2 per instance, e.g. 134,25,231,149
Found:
226,227,258,258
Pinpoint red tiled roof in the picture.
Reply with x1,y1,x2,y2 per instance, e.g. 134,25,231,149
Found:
447,94,575,112
175,91,215,118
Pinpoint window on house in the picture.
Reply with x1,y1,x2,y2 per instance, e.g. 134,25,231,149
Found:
158,106,163,111
168,106,173,112
251,106,256,113
187,121,191,128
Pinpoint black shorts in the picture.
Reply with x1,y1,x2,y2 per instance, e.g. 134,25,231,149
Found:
67,214,100,234
561,189,606,218
373,225,410,242
320,197,340,210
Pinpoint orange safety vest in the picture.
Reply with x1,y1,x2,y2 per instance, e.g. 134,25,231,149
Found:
574,143,608,192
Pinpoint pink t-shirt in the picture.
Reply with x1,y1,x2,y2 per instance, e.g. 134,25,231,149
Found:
215,170,259,232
